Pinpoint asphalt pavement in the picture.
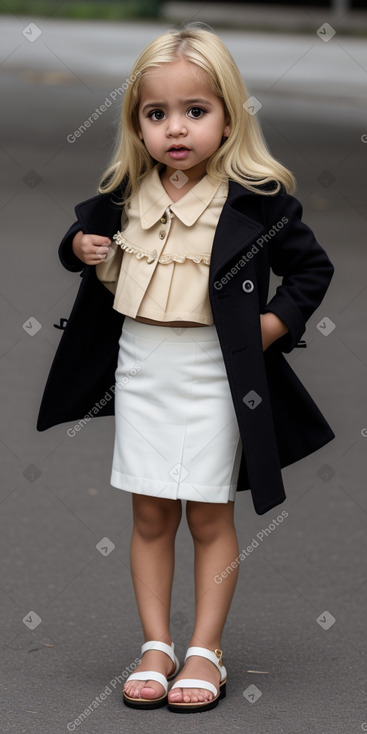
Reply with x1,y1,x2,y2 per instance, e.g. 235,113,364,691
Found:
0,13,366,734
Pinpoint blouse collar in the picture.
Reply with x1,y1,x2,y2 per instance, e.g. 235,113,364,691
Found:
139,164,225,229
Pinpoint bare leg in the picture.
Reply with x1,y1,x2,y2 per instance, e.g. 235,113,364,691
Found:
167,499,239,704
123,494,182,700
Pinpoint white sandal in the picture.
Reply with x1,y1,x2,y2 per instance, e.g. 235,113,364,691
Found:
167,646,227,713
122,640,180,709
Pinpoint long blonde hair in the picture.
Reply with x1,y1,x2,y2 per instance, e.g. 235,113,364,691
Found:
99,25,296,201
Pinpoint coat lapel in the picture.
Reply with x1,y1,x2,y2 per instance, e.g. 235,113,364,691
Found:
209,181,265,282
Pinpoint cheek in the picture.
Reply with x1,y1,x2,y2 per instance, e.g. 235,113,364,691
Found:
140,119,154,138
139,123,161,151
138,123,149,144
141,127,156,146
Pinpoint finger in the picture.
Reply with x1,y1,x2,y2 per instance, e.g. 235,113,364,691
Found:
88,255,109,265
90,235,111,247
95,244,111,260
87,242,110,251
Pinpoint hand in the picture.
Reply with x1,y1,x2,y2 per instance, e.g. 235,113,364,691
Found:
72,231,112,265
260,312,289,351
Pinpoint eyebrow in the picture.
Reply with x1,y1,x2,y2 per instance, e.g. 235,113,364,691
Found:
141,98,213,113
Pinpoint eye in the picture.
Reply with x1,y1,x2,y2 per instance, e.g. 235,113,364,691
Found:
148,109,165,121
188,107,206,119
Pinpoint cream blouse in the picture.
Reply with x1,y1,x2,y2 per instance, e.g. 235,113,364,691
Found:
112,164,229,325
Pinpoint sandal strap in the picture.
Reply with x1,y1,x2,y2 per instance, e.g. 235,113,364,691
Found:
125,670,168,693
184,646,227,681
170,678,218,697
141,640,176,665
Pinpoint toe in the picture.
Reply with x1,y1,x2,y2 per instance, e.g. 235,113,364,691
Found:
133,685,143,698
182,688,200,703
169,685,214,704
140,681,165,700
168,687,183,702
124,679,165,701
190,687,213,703
124,681,142,699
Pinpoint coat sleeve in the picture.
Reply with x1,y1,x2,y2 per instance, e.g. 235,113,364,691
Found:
57,179,127,273
58,221,84,272
262,190,334,353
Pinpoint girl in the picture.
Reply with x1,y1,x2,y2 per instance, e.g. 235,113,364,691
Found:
37,25,334,713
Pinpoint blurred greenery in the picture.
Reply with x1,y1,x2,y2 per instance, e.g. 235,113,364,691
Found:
0,0,163,19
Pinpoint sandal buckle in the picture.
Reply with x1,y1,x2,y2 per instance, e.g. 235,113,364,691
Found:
214,648,223,666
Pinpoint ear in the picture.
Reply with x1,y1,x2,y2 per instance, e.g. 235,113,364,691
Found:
138,130,144,141
223,119,231,138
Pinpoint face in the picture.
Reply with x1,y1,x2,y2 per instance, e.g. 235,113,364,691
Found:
137,58,231,181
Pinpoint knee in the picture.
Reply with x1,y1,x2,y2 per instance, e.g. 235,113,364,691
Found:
133,497,181,541
186,503,223,544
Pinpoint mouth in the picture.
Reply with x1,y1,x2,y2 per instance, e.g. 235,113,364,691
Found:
167,146,191,159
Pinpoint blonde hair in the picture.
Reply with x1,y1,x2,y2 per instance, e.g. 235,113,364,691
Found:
99,25,296,201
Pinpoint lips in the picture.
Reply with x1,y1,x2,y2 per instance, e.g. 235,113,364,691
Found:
167,146,191,160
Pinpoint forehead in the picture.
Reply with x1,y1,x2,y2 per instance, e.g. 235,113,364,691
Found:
139,58,213,97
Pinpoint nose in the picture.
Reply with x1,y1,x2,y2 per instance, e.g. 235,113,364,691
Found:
165,114,188,137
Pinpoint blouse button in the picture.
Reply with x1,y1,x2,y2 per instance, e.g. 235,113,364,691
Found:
159,230,166,240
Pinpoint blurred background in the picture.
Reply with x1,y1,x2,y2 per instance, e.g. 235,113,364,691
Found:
1,0,367,25
1,3,366,733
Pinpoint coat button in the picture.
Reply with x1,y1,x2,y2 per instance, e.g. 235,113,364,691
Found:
242,280,254,293
159,230,166,239
160,215,167,224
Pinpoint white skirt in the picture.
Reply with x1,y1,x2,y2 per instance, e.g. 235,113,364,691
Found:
110,316,242,503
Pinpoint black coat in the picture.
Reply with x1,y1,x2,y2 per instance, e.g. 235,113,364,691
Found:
37,179,335,515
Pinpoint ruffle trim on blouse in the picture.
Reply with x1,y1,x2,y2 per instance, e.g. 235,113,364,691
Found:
112,231,211,266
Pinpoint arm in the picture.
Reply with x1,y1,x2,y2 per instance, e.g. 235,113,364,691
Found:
59,180,127,272
262,191,334,352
